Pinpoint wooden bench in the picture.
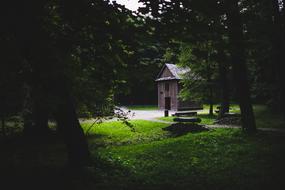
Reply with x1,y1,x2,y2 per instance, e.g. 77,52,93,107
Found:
172,111,197,117
173,117,201,123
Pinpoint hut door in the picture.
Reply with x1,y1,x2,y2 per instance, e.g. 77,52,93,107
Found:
165,97,171,110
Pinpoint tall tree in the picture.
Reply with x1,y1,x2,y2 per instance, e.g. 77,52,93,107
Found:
271,0,285,117
216,49,230,118
2,0,92,165
225,0,256,133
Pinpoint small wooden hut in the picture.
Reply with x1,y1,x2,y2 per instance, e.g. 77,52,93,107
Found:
155,63,194,110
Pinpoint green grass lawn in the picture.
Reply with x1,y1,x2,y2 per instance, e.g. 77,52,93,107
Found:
81,120,170,146
1,112,285,189
82,120,285,190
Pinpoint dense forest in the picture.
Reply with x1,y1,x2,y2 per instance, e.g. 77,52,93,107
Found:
0,0,285,189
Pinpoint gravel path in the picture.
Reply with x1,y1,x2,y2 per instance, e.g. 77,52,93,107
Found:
126,109,174,120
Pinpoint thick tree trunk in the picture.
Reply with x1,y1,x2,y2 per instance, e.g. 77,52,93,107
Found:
217,51,230,118
54,84,90,166
33,86,50,134
15,0,90,166
271,0,285,118
225,0,256,133
33,102,49,134
22,84,36,136
23,84,50,136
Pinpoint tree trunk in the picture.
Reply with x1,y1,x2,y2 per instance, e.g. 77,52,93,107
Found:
22,84,36,136
34,101,49,134
225,0,256,133
33,86,50,135
207,51,214,116
209,86,214,116
54,84,90,166
271,0,285,118
217,51,230,118
14,0,90,166
282,0,285,118
23,83,50,136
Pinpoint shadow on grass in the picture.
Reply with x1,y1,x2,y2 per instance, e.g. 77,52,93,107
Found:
162,123,210,137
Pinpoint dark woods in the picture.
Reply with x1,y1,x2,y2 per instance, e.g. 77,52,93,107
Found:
0,0,164,166
139,0,285,132
0,0,285,165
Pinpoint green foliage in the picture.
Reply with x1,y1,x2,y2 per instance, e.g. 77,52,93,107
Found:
114,17,170,105
62,1,142,115
137,1,228,105
178,43,210,102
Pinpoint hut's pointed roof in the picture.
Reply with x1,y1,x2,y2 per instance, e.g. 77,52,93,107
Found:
155,63,190,82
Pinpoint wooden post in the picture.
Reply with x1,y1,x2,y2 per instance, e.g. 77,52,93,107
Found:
164,109,169,117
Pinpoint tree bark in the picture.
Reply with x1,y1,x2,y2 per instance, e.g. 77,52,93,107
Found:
33,86,50,134
271,0,285,118
225,0,256,133
207,51,214,116
22,84,36,136
23,83,50,136
54,83,90,166
217,51,230,118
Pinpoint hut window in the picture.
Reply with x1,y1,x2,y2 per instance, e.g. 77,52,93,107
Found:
165,83,169,91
